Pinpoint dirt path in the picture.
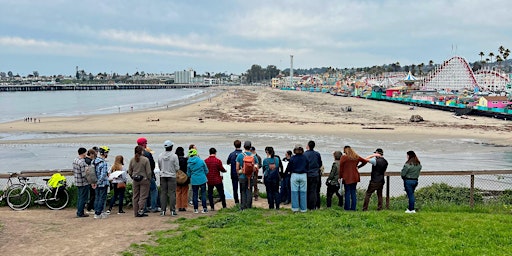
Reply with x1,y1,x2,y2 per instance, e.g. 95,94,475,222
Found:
0,199,277,255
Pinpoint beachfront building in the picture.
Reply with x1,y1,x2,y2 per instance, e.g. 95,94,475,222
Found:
421,56,478,92
477,96,510,108
174,69,196,84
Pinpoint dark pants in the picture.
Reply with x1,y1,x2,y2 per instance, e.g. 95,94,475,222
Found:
404,179,418,211
231,177,239,204
109,183,126,212
363,181,384,211
86,186,95,211
265,181,280,209
133,179,150,216
208,183,226,209
307,176,319,210
160,177,176,212
326,184,343,208
94,186,108,216
280,174,291,203
316,176,322,209
76,185,89,216
344,183,357,211
192,183,207,210
239,176,253,210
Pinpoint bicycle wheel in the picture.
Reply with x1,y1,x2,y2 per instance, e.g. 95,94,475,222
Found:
7,185,31,211
45,187,69,210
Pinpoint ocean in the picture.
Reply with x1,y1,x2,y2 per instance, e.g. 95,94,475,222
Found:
1,89,511,195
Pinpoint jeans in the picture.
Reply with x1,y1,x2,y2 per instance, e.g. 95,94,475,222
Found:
192,183,207,210
344,183,357,211
404,179,418,211
109,183,125,212
160,177,176,212
76,185,89,216
265,181,280,209
291,173,307,212
307,176,319,210
208,183,226,209
280,174,291,203
239,176,253,210
86,186,95,211
363,181,384,211
326,184,343,208
231,177,239,204
146,178,158,211
94,186,108,216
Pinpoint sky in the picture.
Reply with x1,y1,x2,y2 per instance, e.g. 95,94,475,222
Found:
1,0,511,76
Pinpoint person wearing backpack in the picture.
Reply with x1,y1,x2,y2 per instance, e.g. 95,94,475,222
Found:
93,146,110,219
85,148,98,213
235,141,259,211
136,137,159,213
226,140,243,204
304,140,322,210
250,146,263,201
263,146,281,210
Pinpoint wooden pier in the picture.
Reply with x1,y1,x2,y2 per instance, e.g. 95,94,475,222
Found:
0,83,213,92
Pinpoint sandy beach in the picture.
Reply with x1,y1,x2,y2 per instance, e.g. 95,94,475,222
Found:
0,86,510,146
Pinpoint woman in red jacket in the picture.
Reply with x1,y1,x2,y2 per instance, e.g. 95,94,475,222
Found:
339,146,368,211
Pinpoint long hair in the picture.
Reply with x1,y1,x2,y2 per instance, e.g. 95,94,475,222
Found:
406,151,421,165
265,146,275,158
87,148,97,159
175,146,185,157
112,155,124,171
134,145,144,162
343,146,360,160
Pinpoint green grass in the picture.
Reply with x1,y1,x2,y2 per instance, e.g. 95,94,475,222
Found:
125,208,512,256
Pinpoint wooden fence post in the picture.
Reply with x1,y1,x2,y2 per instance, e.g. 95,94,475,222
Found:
470,175,475,208
386,176,390,209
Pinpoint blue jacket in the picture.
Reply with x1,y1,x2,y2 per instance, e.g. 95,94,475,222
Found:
94,157,109,187
187,156,209,185
304,150,322,177
227,149,242,180
288,154,309,174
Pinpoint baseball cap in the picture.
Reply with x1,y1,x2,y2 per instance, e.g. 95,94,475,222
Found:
137,137,147,145
374,148,384,155
163,140,173,148
243,141,252,148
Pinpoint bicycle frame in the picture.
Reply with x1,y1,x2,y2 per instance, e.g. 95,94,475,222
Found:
0,173,21,201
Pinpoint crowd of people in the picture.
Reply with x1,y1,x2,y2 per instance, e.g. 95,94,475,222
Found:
72,137,422,219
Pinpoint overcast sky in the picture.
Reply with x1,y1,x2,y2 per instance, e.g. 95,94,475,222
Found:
1,0,511,76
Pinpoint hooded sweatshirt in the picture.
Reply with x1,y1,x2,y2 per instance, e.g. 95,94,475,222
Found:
187,156,209,185
158,150,180,178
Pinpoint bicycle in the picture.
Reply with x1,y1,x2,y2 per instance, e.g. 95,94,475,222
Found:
6,175,69,210
0,172,23,203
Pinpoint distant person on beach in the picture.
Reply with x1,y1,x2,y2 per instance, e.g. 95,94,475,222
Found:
359,148,388,211
227,140,243,204
280,150,292,205
128,145,152,217
158,140,180,216
136,137,158,213
205,147,227,211
175,147,189,212
85,148,98,213
325,151,343,208
304,140,322,210
187,148,209,213
401,151,422,214
93,146,110,219
262,146,281,210
250,146,262,201
339,146,368,211
107,155,127,214
236,141,259,210
288,144,309,212
73,147,89,218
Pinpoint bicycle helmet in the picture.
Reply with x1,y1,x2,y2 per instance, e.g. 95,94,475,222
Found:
99,145,110,154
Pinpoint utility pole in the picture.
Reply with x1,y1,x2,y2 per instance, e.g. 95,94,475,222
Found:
290,55,294,87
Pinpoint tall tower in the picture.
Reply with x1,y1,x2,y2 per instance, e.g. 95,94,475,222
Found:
290,55,294,87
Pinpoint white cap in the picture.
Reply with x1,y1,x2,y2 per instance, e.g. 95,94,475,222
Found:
163,140,173,148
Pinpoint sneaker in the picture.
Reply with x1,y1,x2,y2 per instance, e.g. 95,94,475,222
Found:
77,213,89,218
118,210,126,214
189,201,193,206
178,208,186,212
94,214,101,219
105,210,111,214
101,212,109,218
150,208,159,213
202,208,208,214
194,209,199,214
171,211,178,216
405,209,416,214
160,211,166,216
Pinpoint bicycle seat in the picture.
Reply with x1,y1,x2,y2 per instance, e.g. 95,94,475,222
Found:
18,176,29,181
43,178,50,182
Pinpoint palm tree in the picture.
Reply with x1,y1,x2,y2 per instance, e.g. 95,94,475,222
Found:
499,46,505,56
489,52,495,63
479,52,485,62
504,48,510,61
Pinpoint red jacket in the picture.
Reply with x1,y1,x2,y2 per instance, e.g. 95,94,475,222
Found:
339,156,367,184
205,155,226,185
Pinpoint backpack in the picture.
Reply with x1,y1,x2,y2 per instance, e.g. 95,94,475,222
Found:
176,170,188,185
265,157,280,182
242,152,255,179
85,162,98,184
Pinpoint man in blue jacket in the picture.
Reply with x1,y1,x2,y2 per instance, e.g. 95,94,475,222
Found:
226,140,242,204
304,140,322,210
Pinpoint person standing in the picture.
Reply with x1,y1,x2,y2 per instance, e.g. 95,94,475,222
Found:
288,144,309,213
73,147,89,218
280,150,292,205
128,145,152,217
360,148,388,211
158,140,180,216
250,146,262,201
107,155,128,214
304,140,322,210
262,147,281,210
205,147,227,211
94,146,110,219
175,147,189,211
85,148,98,213
339,146,368,211
226,140,243,204
136,137,158,213
401,151,422,214
325,151,343,208
236,141,259,210
187,149,209,213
